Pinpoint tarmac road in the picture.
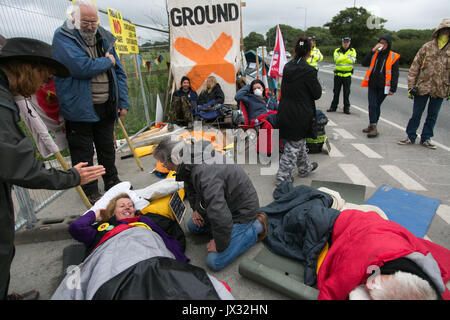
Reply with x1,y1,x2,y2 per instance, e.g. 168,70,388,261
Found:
8,61,450,300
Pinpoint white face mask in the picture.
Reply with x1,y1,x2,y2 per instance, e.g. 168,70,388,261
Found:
254,88,263,97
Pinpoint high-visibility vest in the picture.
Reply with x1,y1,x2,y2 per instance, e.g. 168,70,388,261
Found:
334,47,357,77
361,50,400,94
307,46,323,69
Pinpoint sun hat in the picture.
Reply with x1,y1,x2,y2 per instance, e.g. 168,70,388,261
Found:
0,37,69,77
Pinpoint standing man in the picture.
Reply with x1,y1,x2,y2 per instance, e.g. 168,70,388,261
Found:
306,35,323,70
0,37,105,300
361,34,400,138
52,0,130,204
398,19,450,149
327,36,357,114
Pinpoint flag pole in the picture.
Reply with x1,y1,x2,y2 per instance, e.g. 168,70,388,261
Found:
117,117,144,171
54,152,92,209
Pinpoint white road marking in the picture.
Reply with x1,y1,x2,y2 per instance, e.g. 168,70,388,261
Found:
333,128,356,139
328,142,344,157
327,119,337,127
436,205,450,225
319,68,408,89
350,104,450,152
380,165,427,191
339,163,376,187
351,143,383,159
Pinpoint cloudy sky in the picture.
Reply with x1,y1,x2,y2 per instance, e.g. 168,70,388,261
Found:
1,0,447,44
92,0,449,43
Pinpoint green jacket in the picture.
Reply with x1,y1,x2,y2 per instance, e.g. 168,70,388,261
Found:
307,46,323,69
334,47,357,77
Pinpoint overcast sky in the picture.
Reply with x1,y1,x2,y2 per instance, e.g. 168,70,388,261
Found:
93,0,449,44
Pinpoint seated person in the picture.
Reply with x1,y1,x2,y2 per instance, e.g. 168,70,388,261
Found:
197,75,225,107
172,76,198,106
234,79,278,128
53,192,233,300
153,138,268,272
316,209,450,300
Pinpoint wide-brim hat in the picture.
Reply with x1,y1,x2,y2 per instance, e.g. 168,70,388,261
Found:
0,37,69,77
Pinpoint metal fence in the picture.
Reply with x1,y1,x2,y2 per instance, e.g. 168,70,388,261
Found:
0,0,169,230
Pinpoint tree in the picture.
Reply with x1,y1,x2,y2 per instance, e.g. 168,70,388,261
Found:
324,7,387,49
243,32,266,52
265,24,303,53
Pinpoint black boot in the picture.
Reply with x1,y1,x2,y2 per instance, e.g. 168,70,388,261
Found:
343,107,351,114
327,107,337,112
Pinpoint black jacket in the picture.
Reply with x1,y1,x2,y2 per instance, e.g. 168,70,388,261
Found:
198,83,225,105
276,58,322,141
0,70,80,269
361,34,400,93
175,141,259,252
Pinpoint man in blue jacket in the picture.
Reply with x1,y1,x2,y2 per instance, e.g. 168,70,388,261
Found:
52,0,130,204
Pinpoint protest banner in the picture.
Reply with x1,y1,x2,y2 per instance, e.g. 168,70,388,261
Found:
168,0,241,104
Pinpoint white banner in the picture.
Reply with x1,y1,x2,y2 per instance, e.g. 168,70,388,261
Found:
168,0,241,105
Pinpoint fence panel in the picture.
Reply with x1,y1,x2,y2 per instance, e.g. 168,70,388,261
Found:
0,0,169,230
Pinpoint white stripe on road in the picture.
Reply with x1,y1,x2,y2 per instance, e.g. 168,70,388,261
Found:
333,128,356,139
351,143,383,159
436,205,450,225
328,142,344,158
339,163,376,187
380,165,427,191
350,104,450,152
319,68,408,89
327,119,337,127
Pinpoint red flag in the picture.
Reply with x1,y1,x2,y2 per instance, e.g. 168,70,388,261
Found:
262,64,269,95
269,25,288,79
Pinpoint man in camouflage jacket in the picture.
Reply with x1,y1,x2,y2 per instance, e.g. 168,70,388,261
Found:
398,19,450,149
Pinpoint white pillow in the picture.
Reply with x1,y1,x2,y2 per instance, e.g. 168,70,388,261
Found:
82,182,150,215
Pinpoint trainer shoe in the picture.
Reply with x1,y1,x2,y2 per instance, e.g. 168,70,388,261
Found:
299,162,318,178
421,140,436,149
256,212,268,242
397,137,414,145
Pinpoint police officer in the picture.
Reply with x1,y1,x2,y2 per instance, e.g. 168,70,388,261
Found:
327,36,357,114
306,35,323,70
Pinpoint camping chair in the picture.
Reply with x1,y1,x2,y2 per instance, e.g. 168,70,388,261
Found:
237,101,282,156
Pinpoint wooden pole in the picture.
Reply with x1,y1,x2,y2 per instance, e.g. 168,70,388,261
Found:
54,152,92,209
117,117,144,171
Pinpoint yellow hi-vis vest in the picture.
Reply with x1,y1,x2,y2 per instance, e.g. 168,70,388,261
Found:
307,46,323,69
361,50,400,94
333,47,357,77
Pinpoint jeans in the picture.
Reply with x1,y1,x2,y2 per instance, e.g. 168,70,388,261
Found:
406,95,443,143
187,218,257,271
368,86,387,125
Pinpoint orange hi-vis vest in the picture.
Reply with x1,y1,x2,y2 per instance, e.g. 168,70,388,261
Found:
361,50,400,94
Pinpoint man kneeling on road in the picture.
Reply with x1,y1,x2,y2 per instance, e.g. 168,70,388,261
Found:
153,138,267,271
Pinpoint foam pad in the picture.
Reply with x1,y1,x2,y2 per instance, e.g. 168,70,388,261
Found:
365,184,440,238
311,180,366,204
238,246,319,300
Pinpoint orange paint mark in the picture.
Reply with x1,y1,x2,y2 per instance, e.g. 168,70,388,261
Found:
174,32,235,91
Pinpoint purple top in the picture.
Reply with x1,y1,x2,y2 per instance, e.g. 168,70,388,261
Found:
68,211,189,263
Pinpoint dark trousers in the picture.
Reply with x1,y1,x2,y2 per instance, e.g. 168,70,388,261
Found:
368,86,387,125
406,94,443,143
330,75,351,110
65,103,118,195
